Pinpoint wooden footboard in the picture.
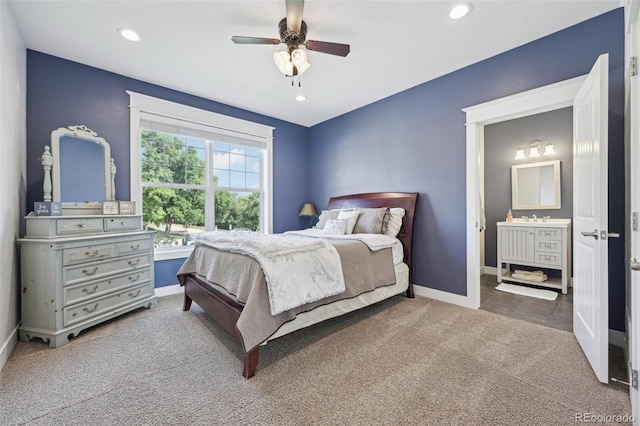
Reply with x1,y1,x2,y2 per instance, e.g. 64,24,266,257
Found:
182,274,259,378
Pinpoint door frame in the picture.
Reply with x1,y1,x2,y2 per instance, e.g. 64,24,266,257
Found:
463,76,586,309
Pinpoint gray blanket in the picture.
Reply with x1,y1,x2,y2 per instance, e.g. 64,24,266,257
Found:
177,238,396,352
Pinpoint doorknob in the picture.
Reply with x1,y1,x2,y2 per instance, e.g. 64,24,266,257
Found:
581,229,599,240
631,258,640,271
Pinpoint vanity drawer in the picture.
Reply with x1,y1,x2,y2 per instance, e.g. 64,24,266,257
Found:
63,254,152,286
63,244,114,266
535,228,562,241
534,240,562,253
114,238,152,257
104,216,142,232
64,268,151,306
56,217,104,235
63,282,153,327
534,252,563,266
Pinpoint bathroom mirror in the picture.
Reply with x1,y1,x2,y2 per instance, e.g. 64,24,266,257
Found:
50,125,116,214
511,160,561,210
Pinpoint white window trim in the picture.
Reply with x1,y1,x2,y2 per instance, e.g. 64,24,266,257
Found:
128,91,274,260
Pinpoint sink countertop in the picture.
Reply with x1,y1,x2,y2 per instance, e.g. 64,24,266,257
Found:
498,218,571,227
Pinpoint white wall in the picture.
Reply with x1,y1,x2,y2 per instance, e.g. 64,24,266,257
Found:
0,1,27,371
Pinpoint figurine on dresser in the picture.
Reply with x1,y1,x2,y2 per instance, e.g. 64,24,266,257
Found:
17,125,157,348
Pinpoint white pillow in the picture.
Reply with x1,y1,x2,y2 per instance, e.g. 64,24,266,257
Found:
336,210,361,234
323,218,347,235
384,208,405,238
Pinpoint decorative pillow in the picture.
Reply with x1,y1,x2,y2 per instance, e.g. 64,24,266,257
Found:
383,208,405,238
353,207,388,234
323,218,348,235
337,210,361,234
315,210,340,229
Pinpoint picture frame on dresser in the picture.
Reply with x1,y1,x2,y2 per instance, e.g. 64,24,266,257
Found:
102,200,119,215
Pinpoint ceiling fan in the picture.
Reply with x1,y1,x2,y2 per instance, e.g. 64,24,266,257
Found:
231,0,350,81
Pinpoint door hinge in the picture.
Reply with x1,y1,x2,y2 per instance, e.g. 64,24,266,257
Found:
633,212,638,231
632,56,638,76
633,369,638,389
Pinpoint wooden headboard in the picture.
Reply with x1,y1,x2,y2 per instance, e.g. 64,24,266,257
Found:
327,192,419,297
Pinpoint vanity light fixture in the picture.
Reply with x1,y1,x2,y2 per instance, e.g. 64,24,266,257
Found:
543,141,556,156
449,3,472,20
514,140,555,160
118,28,140,42
528,141,541,158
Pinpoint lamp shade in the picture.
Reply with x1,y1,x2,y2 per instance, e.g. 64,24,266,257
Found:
543,142,556,156
299,203,317,216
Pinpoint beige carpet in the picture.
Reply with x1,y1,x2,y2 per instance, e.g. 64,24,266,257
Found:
0,294,631,425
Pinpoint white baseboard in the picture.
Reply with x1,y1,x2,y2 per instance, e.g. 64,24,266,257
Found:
0,326,18,373
483,266,499,276
413,284,474,308
155,284,182,298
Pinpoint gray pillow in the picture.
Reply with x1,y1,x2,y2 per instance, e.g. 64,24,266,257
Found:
353,208,388,234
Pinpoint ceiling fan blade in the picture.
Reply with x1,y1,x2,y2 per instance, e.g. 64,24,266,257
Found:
305,40,350,57
231,36,281,45
285,0,304,33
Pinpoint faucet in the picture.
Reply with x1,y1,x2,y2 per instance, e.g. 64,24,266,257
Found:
521,216,529,222
532,214,537,222
543,216,551,223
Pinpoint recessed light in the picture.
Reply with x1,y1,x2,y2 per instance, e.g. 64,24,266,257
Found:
118,28,140,42
295,95,306,102
449,3,472,20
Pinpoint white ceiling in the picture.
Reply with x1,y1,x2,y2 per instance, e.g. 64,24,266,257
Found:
8,0,621,127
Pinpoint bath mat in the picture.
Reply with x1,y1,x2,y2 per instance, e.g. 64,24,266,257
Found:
495,283,558,301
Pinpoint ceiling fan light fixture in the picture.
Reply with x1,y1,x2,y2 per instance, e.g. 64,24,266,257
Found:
273,51,290,73
291,48,308,67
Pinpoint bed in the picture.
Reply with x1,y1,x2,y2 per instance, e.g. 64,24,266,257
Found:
177,192,418,378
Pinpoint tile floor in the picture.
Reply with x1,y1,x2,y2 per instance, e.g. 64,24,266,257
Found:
479,273,573,332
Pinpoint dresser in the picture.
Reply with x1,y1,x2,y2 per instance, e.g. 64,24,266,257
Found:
18,213,157,348
496,219,571,294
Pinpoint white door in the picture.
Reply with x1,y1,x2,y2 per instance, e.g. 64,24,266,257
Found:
573,53,609,384
629,2,640,416
631,57,640,421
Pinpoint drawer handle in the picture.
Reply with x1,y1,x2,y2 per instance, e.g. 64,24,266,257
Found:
128,259,141,266
85,250,100,257
82,284,99,294
78,223,87,228
130,244,140,250
129,274,141,282
128,289,141,298
121,221,127,226
83,303,99,313
82,267,99,276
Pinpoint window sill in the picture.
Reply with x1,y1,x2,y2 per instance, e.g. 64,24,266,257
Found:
154,246,193,261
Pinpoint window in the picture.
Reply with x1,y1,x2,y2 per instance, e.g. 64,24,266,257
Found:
128,92,274,260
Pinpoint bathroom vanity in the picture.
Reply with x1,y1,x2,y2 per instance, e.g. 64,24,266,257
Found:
496,219,571,294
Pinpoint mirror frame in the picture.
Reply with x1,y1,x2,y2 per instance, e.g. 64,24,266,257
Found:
511,159,561,210
51,125,114,213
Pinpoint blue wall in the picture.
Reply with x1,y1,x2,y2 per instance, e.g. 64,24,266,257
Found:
308,9,625,330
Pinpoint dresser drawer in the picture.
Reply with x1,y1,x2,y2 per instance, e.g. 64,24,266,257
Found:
64,268,152,306
63,282,153,327
534,252,563,266
535,228,562,241
63,254,152,286
534,240,562,253
56,217,104,235
114,238,152,257
63,244,114,266
104,216,142,232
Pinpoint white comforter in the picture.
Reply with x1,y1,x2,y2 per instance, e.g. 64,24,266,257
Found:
195,232,345,315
